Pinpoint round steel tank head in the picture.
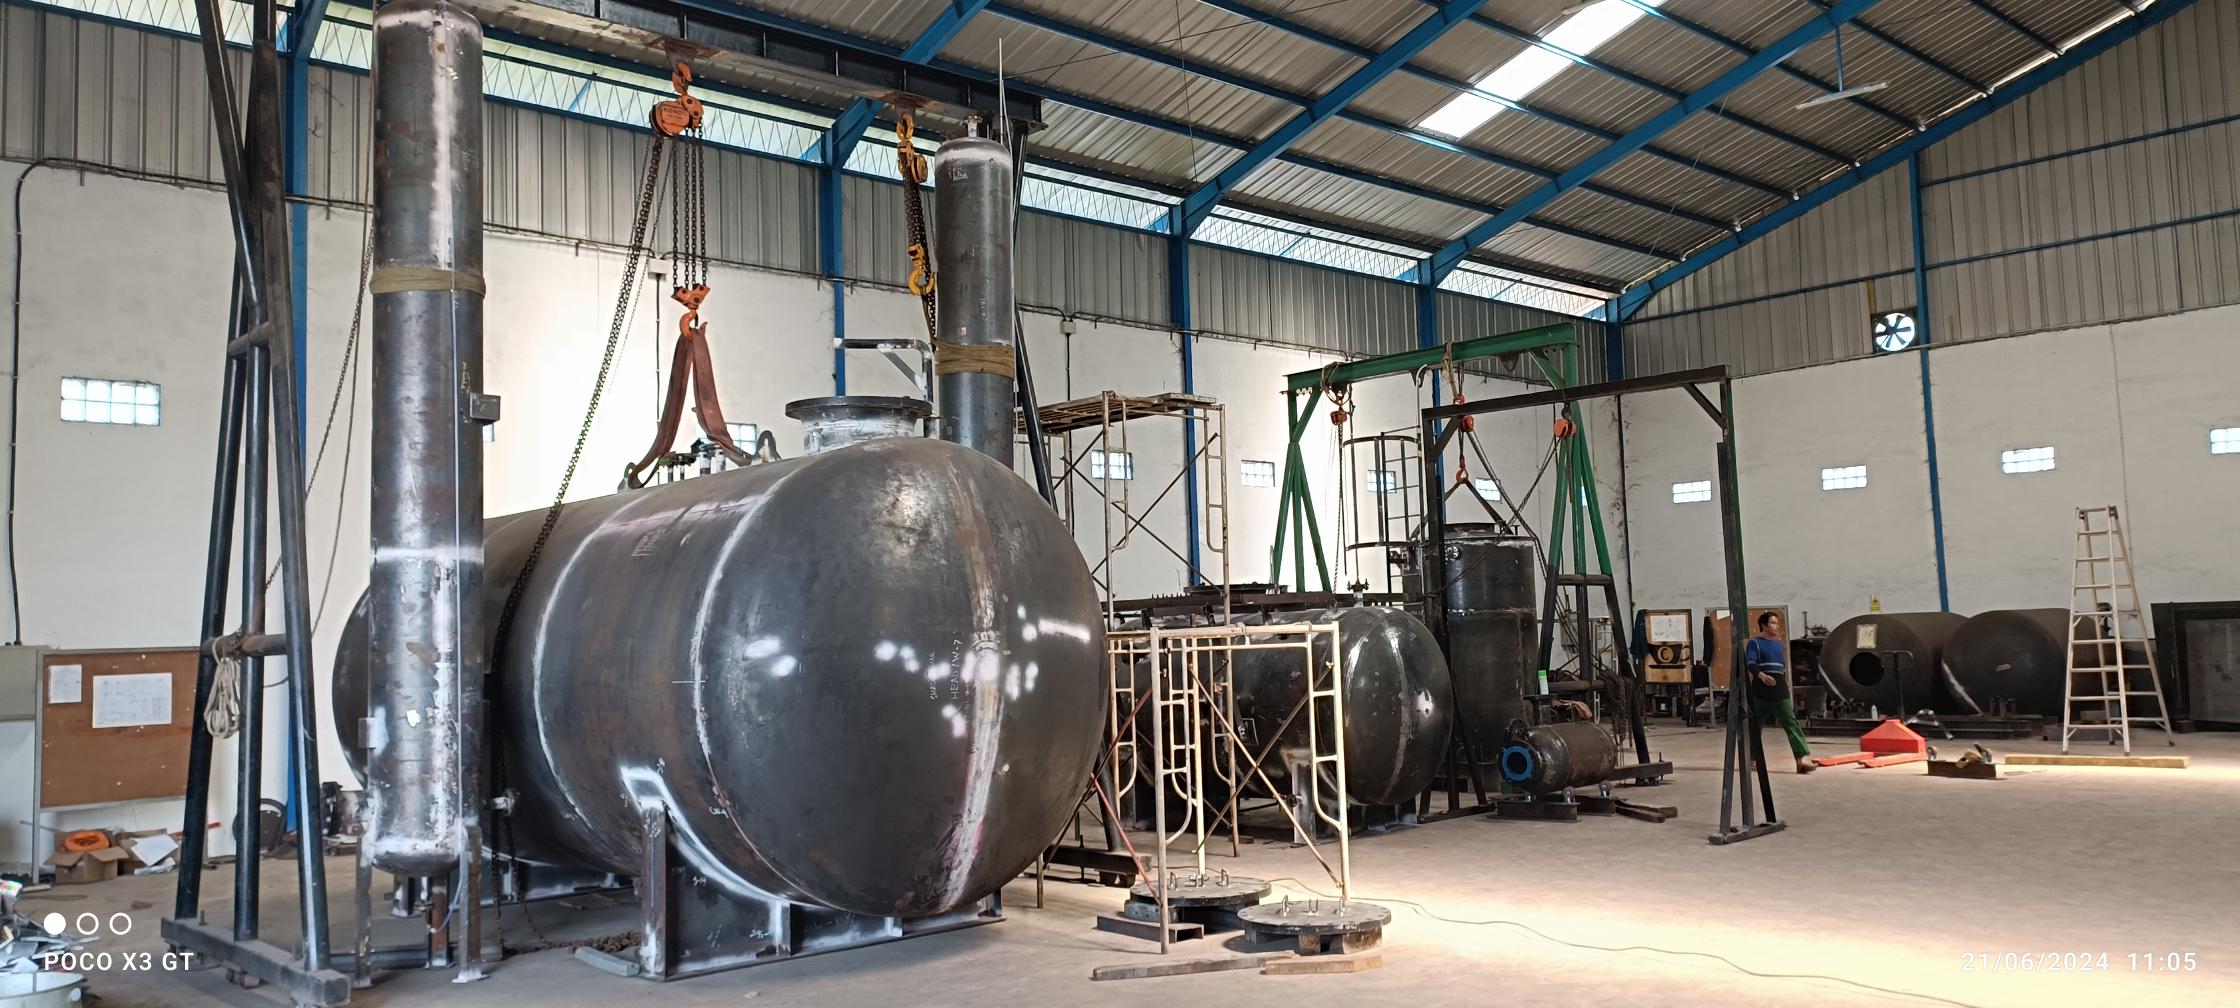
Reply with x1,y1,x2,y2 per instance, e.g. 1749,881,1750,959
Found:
784,395,931,454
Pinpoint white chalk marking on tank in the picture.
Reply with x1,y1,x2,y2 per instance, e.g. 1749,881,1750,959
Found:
942,636,1005,905
875,641,899,662
529,487,676,836
1003,663,1021,701
684,468,794,858
768,655,798,678
743,636,784,660
925,659,950,684
404,709,423,728
1025,662,1039,692
1032,618,1092,642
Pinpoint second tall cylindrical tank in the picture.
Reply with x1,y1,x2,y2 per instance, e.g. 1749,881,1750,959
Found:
1419,524,1537,754
932,136,1016,466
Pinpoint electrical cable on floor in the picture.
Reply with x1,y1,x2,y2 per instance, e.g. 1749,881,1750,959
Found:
1256,877,1980,1008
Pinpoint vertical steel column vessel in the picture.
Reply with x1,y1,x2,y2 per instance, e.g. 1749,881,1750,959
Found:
366,0,485,876
932,136,1016,466
1418,523,1538,754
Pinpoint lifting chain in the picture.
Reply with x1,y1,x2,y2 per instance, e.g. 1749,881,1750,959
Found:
485,84,678,900
898,113,937,339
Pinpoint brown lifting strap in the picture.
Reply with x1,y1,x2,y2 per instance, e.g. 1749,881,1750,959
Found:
622,308,750,488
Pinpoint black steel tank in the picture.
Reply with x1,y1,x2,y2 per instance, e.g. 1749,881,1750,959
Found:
1944,608,2108,716
1821,612,1966,713
1498,721,1619,796
335,435,1104,918
1418,524,1537,752
1227,607,1453,807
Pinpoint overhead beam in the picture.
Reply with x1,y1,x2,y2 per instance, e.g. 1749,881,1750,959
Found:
1623,0,1954,119
1611,0,2192,320
1176,0,1491,234
1794,0,1990,95
989,1,1792,202
1962,0,2062,55
1429,0,1888,284
810,0,993,166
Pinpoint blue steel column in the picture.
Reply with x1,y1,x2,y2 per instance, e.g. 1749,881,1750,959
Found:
1170,212,1202,585
1604,314,1625,381
822,164,846,395
279,0,327,833
1910,153,1950,611
1414,267,1444,518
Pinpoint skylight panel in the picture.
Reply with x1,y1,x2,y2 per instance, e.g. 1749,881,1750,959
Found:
1418,0,1665,139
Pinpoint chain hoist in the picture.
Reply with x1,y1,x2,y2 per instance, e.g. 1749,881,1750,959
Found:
622,62,754,489
897,112,937,339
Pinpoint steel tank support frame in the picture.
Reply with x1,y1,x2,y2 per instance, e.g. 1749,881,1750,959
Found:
1420,366,1783,844
164,0,345,1001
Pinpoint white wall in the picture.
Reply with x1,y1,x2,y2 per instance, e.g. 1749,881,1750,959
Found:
1614,304,2240,633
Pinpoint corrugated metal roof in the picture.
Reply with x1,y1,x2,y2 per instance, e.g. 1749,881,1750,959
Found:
684,0,2178,314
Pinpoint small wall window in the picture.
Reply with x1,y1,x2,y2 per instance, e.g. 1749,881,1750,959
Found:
727,422,760,446
61,378,160,426
1820,465,1867,491
1472,478,1502,501
2211,427,2239,455
2000,446,2056,474
1366,469,1399,494
1671,480,1712,504
1871,309,1918,352
1089,449,1134,481
1239,459,1276,488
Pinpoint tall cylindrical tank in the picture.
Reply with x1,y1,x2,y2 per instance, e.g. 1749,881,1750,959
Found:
932,137,1016,466
364,0,485,876
1499,721,1619,796
1224,607,1452,807
335,437,1104,918
1945,608,2096,716
1419,524,1537,753
1821,612,1966,713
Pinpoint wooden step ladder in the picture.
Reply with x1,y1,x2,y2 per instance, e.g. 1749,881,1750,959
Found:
2061,506,2175,754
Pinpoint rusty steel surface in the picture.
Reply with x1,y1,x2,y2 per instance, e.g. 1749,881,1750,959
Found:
1499,721,1620,796
338,437,1104,918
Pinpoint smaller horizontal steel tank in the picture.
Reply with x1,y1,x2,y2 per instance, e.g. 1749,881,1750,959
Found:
1822,612,1967,713
1499,721,1619,796
1226,607,1453,807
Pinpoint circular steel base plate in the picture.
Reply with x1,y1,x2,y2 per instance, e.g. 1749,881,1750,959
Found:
1126,875,1273,909
1237,899,1391,936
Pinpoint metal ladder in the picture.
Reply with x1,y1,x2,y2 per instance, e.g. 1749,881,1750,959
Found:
2062,505,2175,754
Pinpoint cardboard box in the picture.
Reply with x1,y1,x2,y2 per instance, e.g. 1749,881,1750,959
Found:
48,846,128,885
114,830,179,873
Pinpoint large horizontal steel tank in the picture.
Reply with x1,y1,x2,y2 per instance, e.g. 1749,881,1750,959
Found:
1227,607,1453,807
1821,612,1966,713
336,435,1104,918
1419,524,1537,752
1944,608,2127,716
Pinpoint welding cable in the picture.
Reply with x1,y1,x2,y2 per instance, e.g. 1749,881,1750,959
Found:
1256,877,1980,1008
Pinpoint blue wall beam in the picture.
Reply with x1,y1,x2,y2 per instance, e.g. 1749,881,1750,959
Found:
988,1,1790,202
1170,214,1203,584
1909,152,1949,611
1611,0,2190,320
1430,0,1889,284
808,0,993,166
1963,0,2061,55
279,0,328,837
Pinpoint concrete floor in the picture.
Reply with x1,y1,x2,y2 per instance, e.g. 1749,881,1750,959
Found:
32,723,2240,1008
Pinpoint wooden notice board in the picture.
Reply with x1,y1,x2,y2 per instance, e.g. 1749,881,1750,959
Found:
1704,606,1791,692
40,647,198,809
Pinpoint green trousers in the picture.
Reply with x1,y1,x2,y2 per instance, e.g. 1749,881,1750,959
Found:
1755,696,1810,758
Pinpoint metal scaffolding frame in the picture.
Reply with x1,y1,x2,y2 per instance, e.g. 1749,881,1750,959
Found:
1033,392,1230,620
